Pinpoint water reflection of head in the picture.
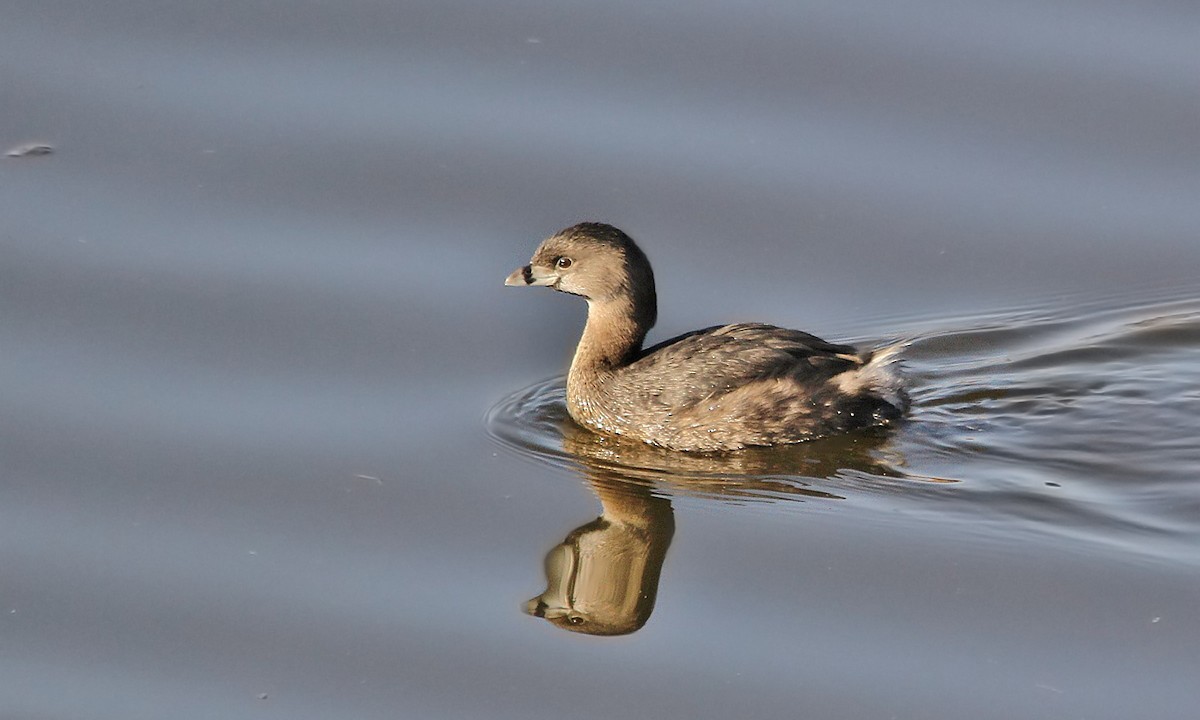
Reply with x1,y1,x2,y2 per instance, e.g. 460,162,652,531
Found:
525,470,674,636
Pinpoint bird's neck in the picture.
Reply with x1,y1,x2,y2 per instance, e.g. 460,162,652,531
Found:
570,298,649,378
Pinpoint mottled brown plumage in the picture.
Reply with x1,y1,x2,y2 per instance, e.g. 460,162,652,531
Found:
505,222,907,452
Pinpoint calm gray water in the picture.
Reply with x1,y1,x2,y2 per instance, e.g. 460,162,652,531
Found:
3,1,1198,718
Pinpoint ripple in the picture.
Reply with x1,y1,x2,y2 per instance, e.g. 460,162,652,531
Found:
899,293,1200,561
490,291,1200,561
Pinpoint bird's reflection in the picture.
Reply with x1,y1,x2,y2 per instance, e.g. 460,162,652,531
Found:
525,470,674,636
524,419,903,636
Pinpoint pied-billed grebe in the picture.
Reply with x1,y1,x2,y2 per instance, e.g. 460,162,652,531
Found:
505,222,907,452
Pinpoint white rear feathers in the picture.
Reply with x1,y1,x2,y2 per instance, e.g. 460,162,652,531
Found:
830,341,909,411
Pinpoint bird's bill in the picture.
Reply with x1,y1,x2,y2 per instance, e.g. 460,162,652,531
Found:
505,264,557,287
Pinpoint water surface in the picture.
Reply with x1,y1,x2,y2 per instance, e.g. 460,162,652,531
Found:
3,1,1198,718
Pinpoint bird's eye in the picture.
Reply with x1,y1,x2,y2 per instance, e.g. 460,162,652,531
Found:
555,257,573,269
